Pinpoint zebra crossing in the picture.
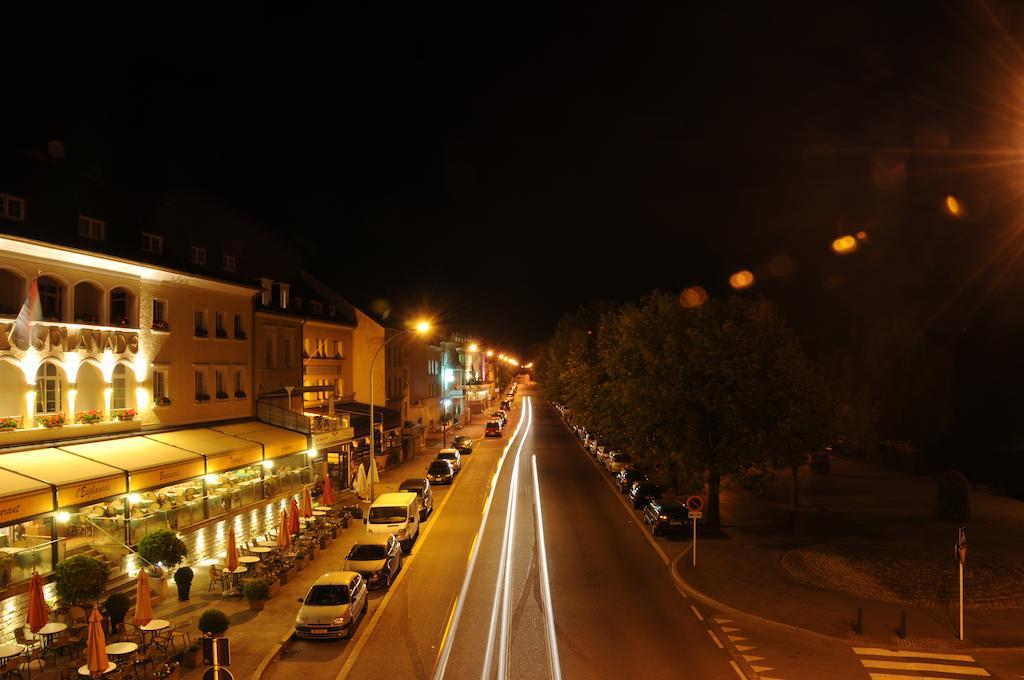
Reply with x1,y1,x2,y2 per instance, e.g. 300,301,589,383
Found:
852,647,991,679
712,617,783,680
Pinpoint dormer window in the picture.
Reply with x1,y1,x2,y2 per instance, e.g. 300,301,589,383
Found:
279,283,290,310
259,278,273,306
78,216,105,240
0,194,25,221
190,246,207,265
311,301,323,314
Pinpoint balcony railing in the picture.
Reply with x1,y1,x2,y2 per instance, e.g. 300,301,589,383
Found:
0,538,66,591
257,400,349,436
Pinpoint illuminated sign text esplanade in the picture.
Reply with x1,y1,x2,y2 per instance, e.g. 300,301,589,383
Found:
0,322,139,355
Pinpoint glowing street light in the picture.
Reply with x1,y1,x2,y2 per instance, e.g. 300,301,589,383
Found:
468,343,479,352
946,195,962,217
831,235,858,255
729,270,755,290
486,350,494,357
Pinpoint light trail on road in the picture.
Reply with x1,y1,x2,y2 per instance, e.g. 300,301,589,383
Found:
531,454,563,680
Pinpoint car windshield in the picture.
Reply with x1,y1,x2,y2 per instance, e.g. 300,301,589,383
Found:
349,544,387,560
455,437,469,444
368,506,407,523
304,585,349,606
399,484,423,496
487,421,500,427
437,452,455,460
429,462,450,473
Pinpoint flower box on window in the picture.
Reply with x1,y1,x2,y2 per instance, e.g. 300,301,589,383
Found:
195,393,211,402
234,331,247,340
215,391,229,401
75,314,100,324
111,317,130,328
215,329,228,339
152,320,170,332
36,413,65,428
113,408,137,422
154,396,172,407
234,391,247,399
194,328,209,338
0,416,21,431
76,410,103,425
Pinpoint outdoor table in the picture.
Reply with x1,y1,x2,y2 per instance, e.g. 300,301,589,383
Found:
223,565,248,593
313,505,331,512
78,661,117,676
249,546,272,554
105,641,138,659
35,622,66,645
139,619,169,647
0,643,24,663
313,510,327,517
0,547,21,555
238,556,259,564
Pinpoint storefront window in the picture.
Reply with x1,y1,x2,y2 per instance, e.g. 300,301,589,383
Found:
78,499,127,546
0,518,59,588
262,452,314,498
204,464,265,518
127,481,206,544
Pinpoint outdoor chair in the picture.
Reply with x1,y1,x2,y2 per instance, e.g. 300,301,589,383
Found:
67,607,88,635
0,656,22,679
122,622,141,646
129,650,154,680
11,630,37,654
17,648,44,678
43,631,76,665
169,622,191,651
149,628,173,656
208,565,226,592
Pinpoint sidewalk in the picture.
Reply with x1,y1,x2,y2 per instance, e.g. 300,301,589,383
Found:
154,419,488,679
673,454,1024,648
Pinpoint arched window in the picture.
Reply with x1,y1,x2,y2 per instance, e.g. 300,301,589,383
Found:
35,364,61,414
38,277,64,321
111,364,127,410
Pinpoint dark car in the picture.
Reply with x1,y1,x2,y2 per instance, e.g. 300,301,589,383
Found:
485,420,503,437
398,478,433,520
452,435,474,455
500,399,512,411
615,468,648,494
643,499,689,536
628,481,662,509
426,460,455,485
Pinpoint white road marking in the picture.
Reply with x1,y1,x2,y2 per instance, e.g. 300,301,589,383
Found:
481,450,520,679
728,660,747,679
727,635,747,642
707,630,725,649
531,454,563,680
690,605,704,621
869,675,982,680
860,659,990,676
853,647,976,662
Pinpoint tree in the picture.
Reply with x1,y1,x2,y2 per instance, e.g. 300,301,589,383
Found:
54,555,108,605
137,529,188,571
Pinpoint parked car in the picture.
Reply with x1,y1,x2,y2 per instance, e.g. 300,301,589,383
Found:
436,448,462,473
365,492,420,551
490,411,508,426
500,399,512,411
452,435,474,455
294,571,368,639
628,481,662,509
616,468,648,494
595,446,611,465
606,452,633,474
643,499,690,536
485,420,504,437
343,533,403,589
398,478,433,520
427,459,455,484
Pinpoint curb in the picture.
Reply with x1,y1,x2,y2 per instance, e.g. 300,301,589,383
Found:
253,630,296,679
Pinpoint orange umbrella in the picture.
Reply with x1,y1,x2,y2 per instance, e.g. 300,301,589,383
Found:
289,497,301,533
302,487,313,518
134,568,153,626
26,572,47,633
86,607,109,678
277,510,291,548
321,476,336,507
226,528,239,573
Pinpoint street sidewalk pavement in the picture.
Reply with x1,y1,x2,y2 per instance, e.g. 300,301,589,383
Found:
674,453,1024,649
156,417,489,679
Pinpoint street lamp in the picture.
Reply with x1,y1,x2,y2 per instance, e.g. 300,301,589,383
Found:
368,320,431,502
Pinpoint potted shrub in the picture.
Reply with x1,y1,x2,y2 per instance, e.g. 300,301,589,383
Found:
54,555,108,606
138,529,188,598
104,592,131,633
182,640,203,668
173,566,194,601
319,534,328,550
243,579,271,611
234,390,247,399
216,391,229,401
198,609,230,638
294,549,307,571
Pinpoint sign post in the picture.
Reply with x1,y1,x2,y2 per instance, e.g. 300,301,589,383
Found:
957,527,967,641
686,496,704,567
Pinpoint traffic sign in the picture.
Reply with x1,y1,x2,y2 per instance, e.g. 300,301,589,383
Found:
203,637,230,667
686,495,704,512
203,669,234,680
957,527,967,566
688,510,703,519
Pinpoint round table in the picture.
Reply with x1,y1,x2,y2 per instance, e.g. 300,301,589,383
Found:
313,510,327,517
238,556,260,564
105,641,138,658
313,505,332,512
35,622,66,645
223,565,248,593
79,662,116,676
139,619,169,648
249,546,272,554
0,643,24,663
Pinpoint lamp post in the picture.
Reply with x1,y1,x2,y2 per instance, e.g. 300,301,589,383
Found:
368,321,430,502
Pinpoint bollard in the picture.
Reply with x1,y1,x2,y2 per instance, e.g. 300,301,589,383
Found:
898,611,906,639
855,606,863,634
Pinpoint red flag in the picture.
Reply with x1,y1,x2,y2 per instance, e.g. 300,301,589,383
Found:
8,274,40,349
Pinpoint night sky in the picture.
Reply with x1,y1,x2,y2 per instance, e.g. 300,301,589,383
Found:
5,2,1024,355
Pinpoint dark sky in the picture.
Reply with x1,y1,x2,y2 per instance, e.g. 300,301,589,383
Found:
5,2,1024,354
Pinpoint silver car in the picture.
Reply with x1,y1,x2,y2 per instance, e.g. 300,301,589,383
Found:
344,533,403,589
295,572,368,639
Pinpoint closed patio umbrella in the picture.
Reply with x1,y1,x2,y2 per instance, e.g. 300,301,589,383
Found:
26,572,47,633
277,510,291,548
289,498,301,534
226,528,239,573
302,487,313,518
321,476,336,507
369,454,380,484
352,464,367,499
134,568,153,626
86,607,109,678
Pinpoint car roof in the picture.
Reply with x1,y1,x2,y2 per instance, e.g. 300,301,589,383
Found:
312,571,361,585
454,435,471,441
349,533,393,546
429,459,453,468
438,448,458,454
372,492,418,505
653,499,686,510
486,420,501,425
399,478,427,489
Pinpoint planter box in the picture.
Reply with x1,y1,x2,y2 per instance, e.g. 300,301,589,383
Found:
183,648,203,668
279,571,289,586
248,599,266,611
268,581,280,598
288,566,297,580
296,559,306,572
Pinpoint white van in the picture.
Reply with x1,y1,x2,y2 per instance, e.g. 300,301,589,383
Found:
365,492,420,551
